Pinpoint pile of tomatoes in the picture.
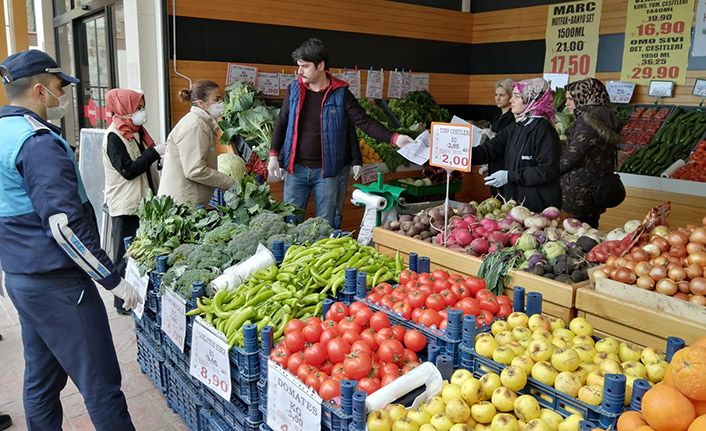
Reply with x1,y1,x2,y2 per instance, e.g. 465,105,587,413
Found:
365,270,511,329
671,141,706,183
621,107,671,147
269,301,428,401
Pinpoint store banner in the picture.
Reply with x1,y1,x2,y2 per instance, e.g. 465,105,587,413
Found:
693,0,706,56
543,0,602,81
620,0,695,84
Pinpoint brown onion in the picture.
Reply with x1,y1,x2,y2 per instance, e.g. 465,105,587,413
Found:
652,255,670,267
687,251,706,267
678,280,691,293
636,276,656,290
613,267,637,284
666,231,689,247
674,292,689,301
614,257,629,268
690,227,706,244
602,265,615,275
690,277,706,295
624,260,637,271
634,261,653,277
685,263,703,280
668,266,687,282
649,265,668,281
670,246,687,259
688,294,706,306
651,237,670,253
656,278,678,296
686,241,706,255
642,244,661,257
606,256,617,267
591,270,608,283
630,248,649,263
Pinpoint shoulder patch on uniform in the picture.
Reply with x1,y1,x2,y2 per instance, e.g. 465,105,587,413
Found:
23,114,50,132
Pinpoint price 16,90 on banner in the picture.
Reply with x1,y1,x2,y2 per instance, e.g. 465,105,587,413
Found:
543,0,602,81
621,0,695,85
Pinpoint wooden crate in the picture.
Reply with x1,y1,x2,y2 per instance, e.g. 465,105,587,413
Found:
575,288,706,348
372,227,583,322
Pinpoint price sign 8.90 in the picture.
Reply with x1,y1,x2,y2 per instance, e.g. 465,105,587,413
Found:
429,122,472,172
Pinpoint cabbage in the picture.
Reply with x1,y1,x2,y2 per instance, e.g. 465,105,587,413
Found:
218,154,246,181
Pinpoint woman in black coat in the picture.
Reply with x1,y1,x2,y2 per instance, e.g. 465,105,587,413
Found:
486,78,516,196
560,78,624,228
473,78,562,213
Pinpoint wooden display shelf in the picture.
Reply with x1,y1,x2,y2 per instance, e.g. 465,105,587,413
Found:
372,227,584,322
574,288,706,348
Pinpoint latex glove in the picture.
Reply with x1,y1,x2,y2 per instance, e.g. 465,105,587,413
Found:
111,278,143,311
480,128,496,139
352,165,362,181
154,144,167,156
484,170,509,188
268,156,284,181
394,134,415,148
478,164,489,176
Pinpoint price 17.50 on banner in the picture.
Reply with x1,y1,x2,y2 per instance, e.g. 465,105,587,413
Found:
429,122,472,172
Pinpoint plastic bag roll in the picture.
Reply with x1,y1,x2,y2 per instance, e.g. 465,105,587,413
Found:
210,243,276,292
351,189,387,210
661,159,685,178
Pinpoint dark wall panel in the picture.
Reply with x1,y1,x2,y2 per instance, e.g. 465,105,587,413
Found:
472,0,566,13
385,0,462,11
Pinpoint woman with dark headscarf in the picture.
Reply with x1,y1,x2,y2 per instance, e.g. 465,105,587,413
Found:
561,78,624,228
472,78,562,213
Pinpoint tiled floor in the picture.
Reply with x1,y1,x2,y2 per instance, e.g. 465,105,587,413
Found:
0,287,188,430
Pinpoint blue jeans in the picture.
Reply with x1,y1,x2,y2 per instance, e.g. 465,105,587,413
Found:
5,273,135,431
283,164,342,226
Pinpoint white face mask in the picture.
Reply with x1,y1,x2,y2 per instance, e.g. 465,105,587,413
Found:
206,101,225,119
42,85,70,120
128,109,148,126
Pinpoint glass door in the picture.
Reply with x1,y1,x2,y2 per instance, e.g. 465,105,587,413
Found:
76,12,111,129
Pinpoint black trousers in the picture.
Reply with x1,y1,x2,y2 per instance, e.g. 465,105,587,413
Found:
111,214,140,309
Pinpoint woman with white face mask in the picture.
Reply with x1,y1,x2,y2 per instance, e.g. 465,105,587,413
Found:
102,88,164,314
158,79,234,206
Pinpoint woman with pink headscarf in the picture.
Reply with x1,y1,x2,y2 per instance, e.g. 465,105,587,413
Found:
471,78,562,213
102,88,165,314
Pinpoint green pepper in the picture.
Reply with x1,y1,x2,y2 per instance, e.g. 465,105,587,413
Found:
225,306,255,337
253,265,278,281
245,289,274,307
372,267,387,287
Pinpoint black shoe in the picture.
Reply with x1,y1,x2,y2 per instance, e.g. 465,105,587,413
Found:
0,414,12,431
115,307,131,316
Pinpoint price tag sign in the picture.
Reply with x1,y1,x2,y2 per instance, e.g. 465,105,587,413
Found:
360,163,385,184
125,258,148,320
607,81,637,103
280,73,297,90
161,288,186,352
411,73,430,92
344,71,362,98
189,317,232,400
648,80,675,98
365,70,384,99
387,71,403,99
692,78,706,98
257,72,280,96
267,360,322,431
400,72,412,98
226,63,258,86
429,122,473,172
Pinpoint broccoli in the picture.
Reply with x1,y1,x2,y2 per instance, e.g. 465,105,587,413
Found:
186,244,234,271
266,233,296,250
203,222,248,245
161,266,220,299
248,211,290,238
294,217,333,244
167,243,199,266
227,229,266,262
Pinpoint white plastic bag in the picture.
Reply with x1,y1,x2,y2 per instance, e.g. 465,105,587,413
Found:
210,244,276,292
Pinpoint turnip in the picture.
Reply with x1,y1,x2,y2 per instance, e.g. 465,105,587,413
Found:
542,206,561,220
562,218,582,234
524,215,550,229
509,205,531,223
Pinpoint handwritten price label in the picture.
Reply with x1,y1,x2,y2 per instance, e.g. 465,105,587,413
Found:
267,360,322,431
429,122,473,172
693,78,706,98
189,317,231,400
257,72,280,96
226,64,258,86
125,258,148,319
607,81,637,103
161,288,186,351
365,70,384,99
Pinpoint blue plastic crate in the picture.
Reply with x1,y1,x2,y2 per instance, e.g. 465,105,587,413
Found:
229,345,260,381
135,329,167,393
200,408,231,431
162,331,192,377
202,384,262,429
165,361,205,431
133,310,162,345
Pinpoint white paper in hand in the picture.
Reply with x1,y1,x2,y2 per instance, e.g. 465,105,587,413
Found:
397,130,431,165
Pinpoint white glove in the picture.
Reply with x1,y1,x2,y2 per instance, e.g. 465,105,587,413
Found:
480,128,496,139
478,164,489,176
268,156,285,181
111,278,143,312
352,165,362,181
394,134,415,148
154,144,167,156
484,170,509,188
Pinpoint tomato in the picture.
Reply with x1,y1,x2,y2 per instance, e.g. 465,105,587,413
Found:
475,289,494,300
287,352,306,374
497,302,512,319
370,311,391,331
380,295,396,310
392,302,412,320
402,361,421,374
433,278,452,293
338,317,363,334
270,344,291,368
419,309,442,328
417,273,435,286
425,293,445,311
381,373,398,386
463,276,486,296
341,329,362,345
451,283,470,300
353,306,374,327
371,360,384,380
304,342,326,366
302,323,324,344
284,319,305,335
403,329,427,352
360,328,379,350
476,310,494,327
358,377,381,395
449,273,465,283
321,319,337,330
495,295,511,307
418,285,434,297
439,309,448,320
391,289,407,302
331,362,345,376
331,372,347,381
439,319,447,329
366,292,382,304
411,307,425,323
319,379,341,401
399,269,417,285
406,289,427,309
373,283,394,295
374,327,394,345
326,338,351,363
432,269,449,280
457,297,481,316
380,363,400,376
377,339,405,363
479,296,500,315
319,360,334,375
297,363,317,381
325,302,349,322
348,301,369,316
439,289,458,307
397,349,418,366
389,325,405,343
343,351,373,380
320,327,341,345
306,316,322,326
350,339,373,355
285,330,306,352
305,371,328,391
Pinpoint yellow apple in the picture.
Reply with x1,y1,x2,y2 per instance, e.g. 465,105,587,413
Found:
577,384,603,406
513,394,541,421
539,409,563,431
491,387,518,412
531,361,559,386
621,361,647,379
512,327,532,342
368,410,393,431
593,352,620,365
495,331,515,346
531,329,553,341
479,373,502,400
501,365,528,392
492,320,512,336
640,346,664,365
442,384,463,404
450,425,473,431
526,419,553,431
586,370,606,386
554,371,582,397
420,424,438,431
571,335,595,347
528,338,553,362
645,360,668,383
552,328,575,340
407,407,432,426
393,417,420,431
425,397,447,417
594,338,619,355
528,314,551,332
451,369,474,387
493,346,518,365
445,399,471,424
491,414,519,431
618,342,643,363
557,415,583,431
386,404,408,421
512,355,536,374
568,317,593,337
572,345,597,363
598,358,623,374
430,414,455,431
507,312,530,328
547,316,566,333
475,337,499,359
551,336,571,350
470,401,496,424
551,348,581,372
461,378,484,405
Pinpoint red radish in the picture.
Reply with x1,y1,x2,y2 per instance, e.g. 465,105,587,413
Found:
452,219,469,230
509,234,523,246
453,228,473,247
475,226,487,238
471,237,489,254
480,219,499,232
463,216,477,224
488,242,504,254
488,232,508,245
